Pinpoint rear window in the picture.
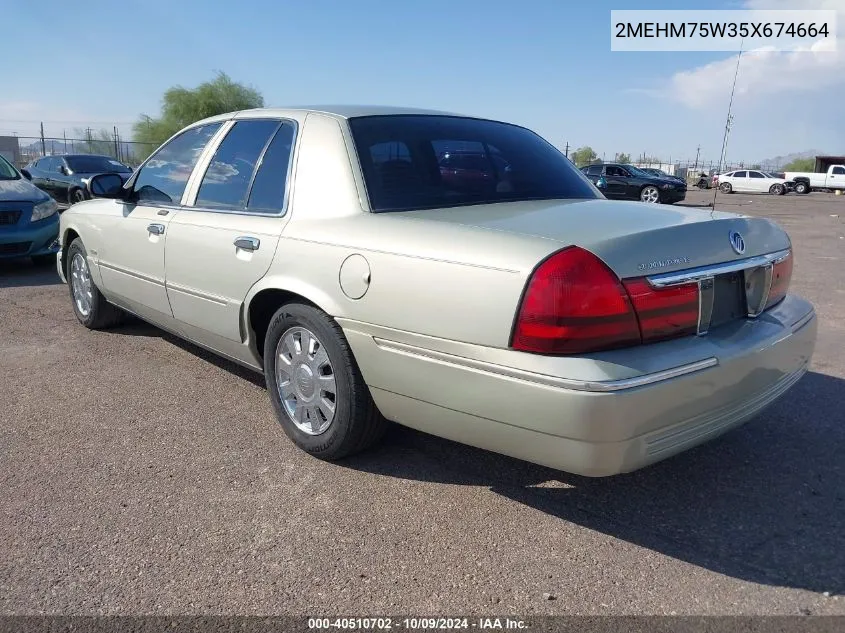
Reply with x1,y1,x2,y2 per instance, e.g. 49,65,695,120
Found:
348,115,600,212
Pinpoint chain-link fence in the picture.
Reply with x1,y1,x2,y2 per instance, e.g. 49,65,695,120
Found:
0,133,157,170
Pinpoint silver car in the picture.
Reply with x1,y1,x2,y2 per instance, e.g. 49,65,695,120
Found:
56,106,817,477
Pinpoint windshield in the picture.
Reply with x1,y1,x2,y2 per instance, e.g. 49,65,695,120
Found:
65,156,132,174
0,154,19,180
348,115,600,212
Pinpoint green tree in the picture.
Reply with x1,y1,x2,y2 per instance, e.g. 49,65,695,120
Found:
73,128,118,159
571,146,599,167
132,72,264,159
616,152,631,164
783,157,814,172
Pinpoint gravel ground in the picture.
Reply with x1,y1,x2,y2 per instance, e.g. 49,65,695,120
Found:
1,189,843,616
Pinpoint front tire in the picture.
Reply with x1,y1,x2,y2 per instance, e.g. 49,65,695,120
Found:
769,183,785,195
640,185,660,203
263,302,387,460
66,238,124,329
69,188,87,205
720,182,733,194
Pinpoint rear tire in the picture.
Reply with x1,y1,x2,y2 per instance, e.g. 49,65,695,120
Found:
66,238,124,329
794,181,810,195
720,182,733,194
263,302,387,461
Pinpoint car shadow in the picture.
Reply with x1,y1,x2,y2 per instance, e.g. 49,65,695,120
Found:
0,258,61,288
336,370,845,596
115,319,266,390
90,317,845,595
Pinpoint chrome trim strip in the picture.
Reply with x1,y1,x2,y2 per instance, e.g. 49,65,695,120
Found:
647,249,791,288
165,282,228,306
791,310,815,333
697,277,715,335
371,337,718,393
98,260,163,286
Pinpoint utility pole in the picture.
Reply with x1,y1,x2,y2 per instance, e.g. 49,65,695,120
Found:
114,126,119,159
693,145,701,171
40,122,46,156
63,130,67,153
564,141,569,160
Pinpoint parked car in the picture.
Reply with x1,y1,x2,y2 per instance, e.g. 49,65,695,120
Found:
57,106,816,477
22,154,134,206
717,169,791,195
784,164,845,194
0,153,59,264
581,162,687,204
640,167,686,185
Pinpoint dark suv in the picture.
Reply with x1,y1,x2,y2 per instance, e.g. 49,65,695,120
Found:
22,154,133,206
580,163,686,204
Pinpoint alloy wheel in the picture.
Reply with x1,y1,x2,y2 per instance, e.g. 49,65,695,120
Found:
275,326,337,435
70,253,93,317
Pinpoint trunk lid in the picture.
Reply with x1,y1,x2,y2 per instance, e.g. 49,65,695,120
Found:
399,198,790,278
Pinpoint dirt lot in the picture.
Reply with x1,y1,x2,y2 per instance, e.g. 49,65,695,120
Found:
1,190,844,616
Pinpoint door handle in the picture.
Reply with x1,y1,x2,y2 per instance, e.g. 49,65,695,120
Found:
234,236,260,251
147,223,165,235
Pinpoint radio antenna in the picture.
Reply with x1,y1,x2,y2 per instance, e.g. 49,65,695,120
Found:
713,38,744,208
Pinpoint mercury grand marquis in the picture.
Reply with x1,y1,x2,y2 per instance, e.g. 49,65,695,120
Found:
56,106,817,476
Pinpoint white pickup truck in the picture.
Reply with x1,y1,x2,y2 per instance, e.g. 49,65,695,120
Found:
784,164,845,194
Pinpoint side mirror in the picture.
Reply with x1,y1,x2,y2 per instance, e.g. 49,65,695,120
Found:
59,165,68,175
88,173,126,199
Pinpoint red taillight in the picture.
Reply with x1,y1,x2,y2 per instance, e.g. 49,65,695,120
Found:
765,251,793,309
511,247,641,354
623,278,699,342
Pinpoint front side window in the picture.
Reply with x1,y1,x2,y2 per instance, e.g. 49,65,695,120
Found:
195,119,281,209
349,115,599,212
749,171,765,178
133,123,223,204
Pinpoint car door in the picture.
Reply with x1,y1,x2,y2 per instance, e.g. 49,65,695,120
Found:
163,118,297,359
603,165,628,198
829,166,845,188
748,170,768,192
31,158,57,199
54,157,74,203
94,122,225,325
730,170,748,191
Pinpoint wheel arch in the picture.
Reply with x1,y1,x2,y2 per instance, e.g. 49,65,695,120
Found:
244,277,347,362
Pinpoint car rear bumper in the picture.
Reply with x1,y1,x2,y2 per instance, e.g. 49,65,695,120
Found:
342,294,816,476
0,215,60,259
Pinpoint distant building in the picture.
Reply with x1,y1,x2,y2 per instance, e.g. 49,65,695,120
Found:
0,136,20,166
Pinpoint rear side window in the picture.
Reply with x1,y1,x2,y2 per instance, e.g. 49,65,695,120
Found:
195,119,281,209
733,171,748,178
833,166,845,175
584,165,602,176
133,123,223,204
348,115,599,212
247,122,296,213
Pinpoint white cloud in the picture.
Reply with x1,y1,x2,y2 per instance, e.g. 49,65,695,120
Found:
665,0,843,109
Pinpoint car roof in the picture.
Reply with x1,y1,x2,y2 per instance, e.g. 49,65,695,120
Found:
191,105,479,127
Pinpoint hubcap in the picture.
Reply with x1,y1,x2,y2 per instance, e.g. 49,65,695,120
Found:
69,253,93,317
641,187,659,203
275,326,337,435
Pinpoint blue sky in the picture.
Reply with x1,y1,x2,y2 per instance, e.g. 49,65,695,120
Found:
3,0,842,164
